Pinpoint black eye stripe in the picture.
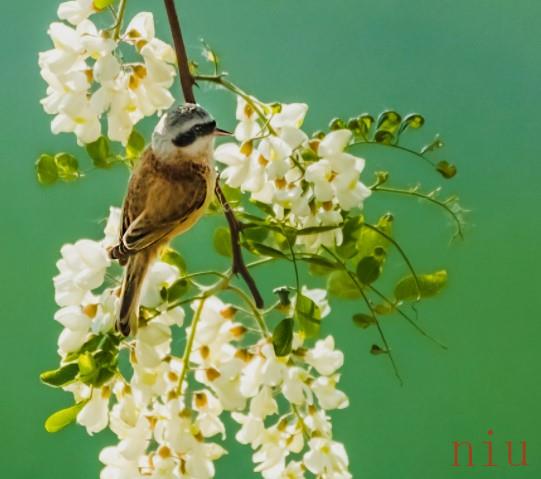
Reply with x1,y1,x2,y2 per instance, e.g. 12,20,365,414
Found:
171,120,216,147
172,130,195,147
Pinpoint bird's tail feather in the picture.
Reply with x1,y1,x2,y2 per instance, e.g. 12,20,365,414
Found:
118,252,151,336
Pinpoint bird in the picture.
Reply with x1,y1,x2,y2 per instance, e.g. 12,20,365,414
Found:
109,103,231,336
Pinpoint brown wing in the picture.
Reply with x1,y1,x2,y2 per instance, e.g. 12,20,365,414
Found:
112,153,209,261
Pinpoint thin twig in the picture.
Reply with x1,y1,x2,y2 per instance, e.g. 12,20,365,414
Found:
163,0,196,103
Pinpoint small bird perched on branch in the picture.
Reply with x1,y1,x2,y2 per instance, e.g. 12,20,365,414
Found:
109,104,231,336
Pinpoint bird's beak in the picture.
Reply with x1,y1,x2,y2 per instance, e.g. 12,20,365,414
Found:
214,127,233,137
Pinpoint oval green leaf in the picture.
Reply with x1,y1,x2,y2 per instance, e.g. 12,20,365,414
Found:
35,154,58,185
327,270,361,299
213,227,232,257
44,401,86,433
40,363,79,387
394,270,448,302
272,317,294,356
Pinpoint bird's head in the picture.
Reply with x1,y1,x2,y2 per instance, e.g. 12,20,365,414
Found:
152,103,231,159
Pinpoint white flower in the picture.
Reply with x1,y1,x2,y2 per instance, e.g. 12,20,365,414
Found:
139,261,178,309
193,390,225,438
305,129,371,210
54,239,110,307
311,375,349,410
300,288,331,318
57,0,95,26
303,437,351,478
234,96,261,141
99,445,143,479
102,206,122,249
51,96,101,144
305,336,343,376
135,320,172,369
214,143,252,188
55,305,92,331
250,386,278,418
77,386,111,434
281,367,312,405
231,411,265,446
240,342,285,398
58,327,88,354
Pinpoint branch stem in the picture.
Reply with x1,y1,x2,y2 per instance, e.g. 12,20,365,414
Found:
113,0,127,40
163,0,196,103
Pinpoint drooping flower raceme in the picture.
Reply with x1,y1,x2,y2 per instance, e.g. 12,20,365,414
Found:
215,96,371,251
39,9,176,145
43,207,352,479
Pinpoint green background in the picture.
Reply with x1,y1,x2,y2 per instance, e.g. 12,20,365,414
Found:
1,0,539,477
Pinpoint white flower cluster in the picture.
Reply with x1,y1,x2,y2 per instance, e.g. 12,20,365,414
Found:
39,3,176,145
50,207,351,478
215,97,372,251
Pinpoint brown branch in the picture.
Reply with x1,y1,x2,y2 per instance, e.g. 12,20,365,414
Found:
163,0,264,308
163,0,195,103
215,182,264,308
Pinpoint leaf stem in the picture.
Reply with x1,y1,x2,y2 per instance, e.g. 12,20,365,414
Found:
227,285,269,336
113,0,127,41
372,185,464,239
194,74,278,136
368,285,448,350
176,296,208,394
349,141,435,167
361,223,422,301
322,246,403,385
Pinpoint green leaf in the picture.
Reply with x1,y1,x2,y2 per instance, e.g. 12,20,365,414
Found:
370,344,388,355
357,114,374,139
352,313,377,329
40,363,79,387
251,201,274,216
376,110,402,133
336,215,364,259
303,256,338,276
356,255,382,285
327,270,361,299
93,0,115,9
93,367,116,387
213,227,232,257
374,130,394,144
356,213,393,259
44,401,86,433
272,318,294,356
244,241,287,259
86,136,114,168
55,153,79,181
126,129,145,158
420,135,444,155
35,154,58,185
241,225,269,243
161,248,187,272
167,278,190,302
436,160,457,179
399,113,425,135
78,352,98,384
295,294,321,338
220,183,243,203
329,117,346,130
394,270,448,302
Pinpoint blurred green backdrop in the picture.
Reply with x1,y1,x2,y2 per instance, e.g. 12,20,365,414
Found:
1,0,540,477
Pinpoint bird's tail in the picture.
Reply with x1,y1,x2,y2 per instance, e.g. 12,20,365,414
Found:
118,251,151,336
